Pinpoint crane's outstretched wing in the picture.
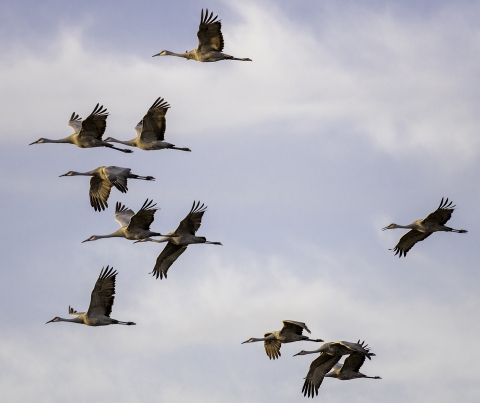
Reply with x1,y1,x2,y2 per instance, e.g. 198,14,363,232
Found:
138,97,170,142
175,201,207,235
280,320,311,336
90,176,113,212
340,354,366,374
115,202,135,227
78,104,109,140
197,9,224,52
330,340,375,360
264,333,281,360
127,199,158,231
68,112,82,133
392,230,432,257
422,197,456,226
87,266,116,317
337,340,374,359
151,242,188,279
104,166,129,193
302,353,342,398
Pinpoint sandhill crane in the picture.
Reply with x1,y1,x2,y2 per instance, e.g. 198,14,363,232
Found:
294,341,375,398
136,201,222,279
382,197,468,257
46,266,135,326
60,166,155,211
82,199,165,242
104,97,191,152
152,9,252,62
241,320,323,360
325,354,382,381
29,104,132,153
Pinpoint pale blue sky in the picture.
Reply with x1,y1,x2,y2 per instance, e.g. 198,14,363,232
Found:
1,1,479,402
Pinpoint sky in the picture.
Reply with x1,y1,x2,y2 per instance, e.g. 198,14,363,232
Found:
1,0,480,402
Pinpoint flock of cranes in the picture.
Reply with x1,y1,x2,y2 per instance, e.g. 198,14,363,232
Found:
241,321,380,396
32,7,468,399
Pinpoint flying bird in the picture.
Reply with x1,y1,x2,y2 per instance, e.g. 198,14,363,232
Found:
82,199,165,242
241,320,323,360
105,97,191,152
29,104,132,153
294,341,375,398
325,353,382,381
136,201,222,279
382,197,467,257
46,266,135,326
152,9,252,62
60,166,155,211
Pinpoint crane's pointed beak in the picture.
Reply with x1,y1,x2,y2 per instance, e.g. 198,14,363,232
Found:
46,319,54,324
152,53,161,57
59,174,67,177
29,141,37,145
241,340,249,344
381,226,388,231
82,238,91,243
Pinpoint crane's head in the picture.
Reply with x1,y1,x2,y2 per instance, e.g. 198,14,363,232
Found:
153,50,170,57
46,317,60,324
241,338,255,344
59,171,74,177
29,138,45,145
382,223,397,231
82,235,97,243
104,137,112,142
293,350,308,356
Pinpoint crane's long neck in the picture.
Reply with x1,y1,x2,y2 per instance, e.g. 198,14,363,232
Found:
299,348,323,355
163,50,195,59
304,350,320,354
97,230,125,239
253,335,276,342
44,136,74,144
69,171,96,177
147,237,170,243
84,229,125,242
107,137,137,147
395,224,416,229
56,317,84,323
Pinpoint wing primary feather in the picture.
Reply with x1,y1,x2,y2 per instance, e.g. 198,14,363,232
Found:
116,202,128,212
438,197,444,209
